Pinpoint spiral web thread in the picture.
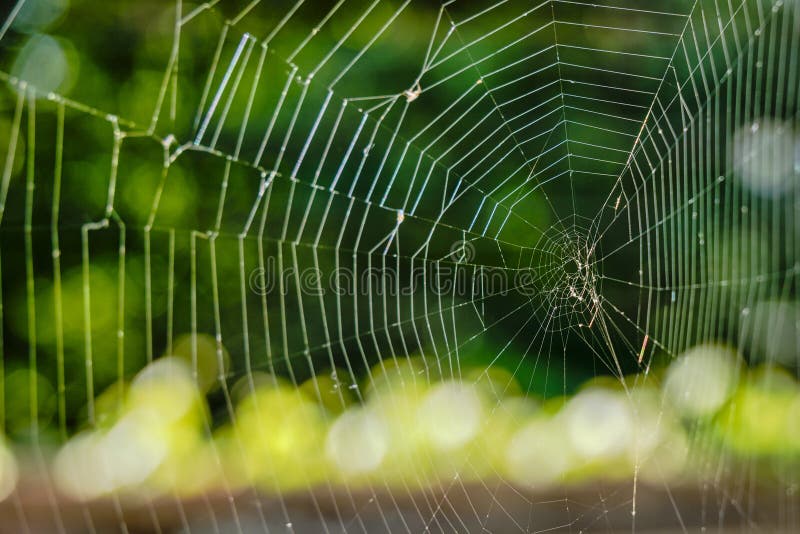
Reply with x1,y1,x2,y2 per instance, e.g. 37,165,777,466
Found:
0,0,798,531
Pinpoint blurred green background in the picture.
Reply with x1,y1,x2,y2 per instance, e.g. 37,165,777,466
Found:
0,0,796,444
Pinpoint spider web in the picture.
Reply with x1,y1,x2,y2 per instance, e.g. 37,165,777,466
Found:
0,0,798,532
